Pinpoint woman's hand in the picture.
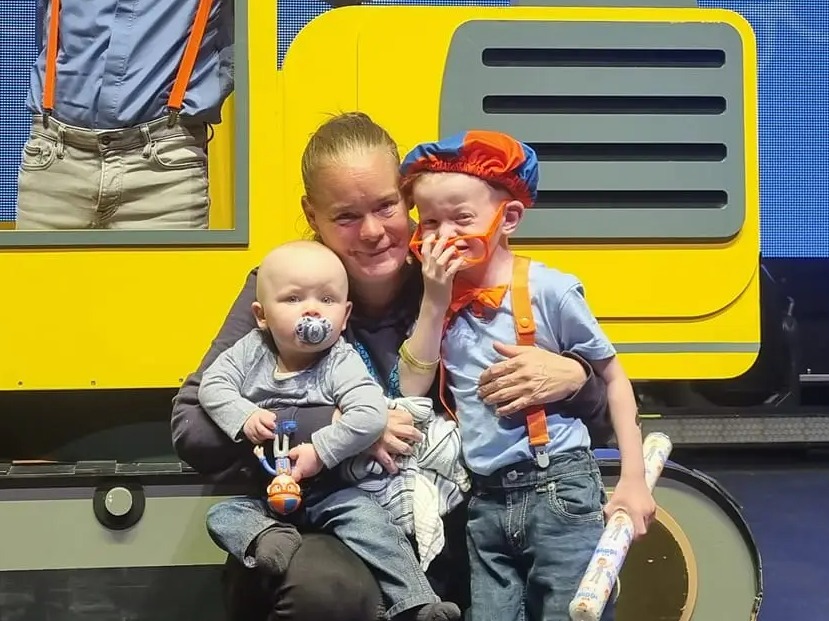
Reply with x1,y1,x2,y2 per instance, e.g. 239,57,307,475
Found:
368,406,424,474
420,234,464,309
478,342,588,416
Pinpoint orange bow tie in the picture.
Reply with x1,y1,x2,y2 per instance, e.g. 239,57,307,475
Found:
449,281,508,318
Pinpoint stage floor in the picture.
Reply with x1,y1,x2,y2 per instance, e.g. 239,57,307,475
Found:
692,454,829,621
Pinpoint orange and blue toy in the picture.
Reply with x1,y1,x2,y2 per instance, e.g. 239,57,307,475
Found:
253,419,303,515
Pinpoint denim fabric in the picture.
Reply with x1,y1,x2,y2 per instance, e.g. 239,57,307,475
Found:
206,496,290,569
207,485,439,619
465,449,615,621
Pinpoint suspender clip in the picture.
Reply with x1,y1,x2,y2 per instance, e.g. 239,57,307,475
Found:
167,108,181,127
42,109,52,128
533,446,550,469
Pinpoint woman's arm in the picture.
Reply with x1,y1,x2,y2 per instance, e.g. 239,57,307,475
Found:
476,344,612,445
171,270,259,475
557,351,613,445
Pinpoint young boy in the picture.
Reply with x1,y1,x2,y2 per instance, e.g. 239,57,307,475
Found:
396,131,657,620
198,240,462,621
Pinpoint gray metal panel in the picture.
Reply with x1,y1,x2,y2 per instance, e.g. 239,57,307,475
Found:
640,415,829,445
440,19,747,241
0,0,250,248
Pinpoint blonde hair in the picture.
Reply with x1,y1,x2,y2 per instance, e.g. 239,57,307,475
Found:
300,112,400,202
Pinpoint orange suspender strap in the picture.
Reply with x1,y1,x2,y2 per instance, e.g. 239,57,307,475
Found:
511,255,551,468
167,0,214,125
42,0,61,123
41,0,213,127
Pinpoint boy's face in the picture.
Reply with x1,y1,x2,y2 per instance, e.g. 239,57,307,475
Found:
412,172,523,266
253,248,351,358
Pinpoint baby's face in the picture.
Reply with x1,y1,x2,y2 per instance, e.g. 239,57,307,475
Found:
256,248,350,356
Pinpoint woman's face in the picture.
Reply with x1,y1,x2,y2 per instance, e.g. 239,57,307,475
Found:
303,149,411,287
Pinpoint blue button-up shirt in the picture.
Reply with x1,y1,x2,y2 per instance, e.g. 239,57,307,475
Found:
26,0,234,129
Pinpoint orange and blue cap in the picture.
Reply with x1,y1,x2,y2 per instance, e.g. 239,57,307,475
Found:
400,130,539,207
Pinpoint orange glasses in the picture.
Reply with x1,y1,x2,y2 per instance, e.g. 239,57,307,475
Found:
409,202,506,266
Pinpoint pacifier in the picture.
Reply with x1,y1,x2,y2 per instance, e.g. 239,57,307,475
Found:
295,315,332,345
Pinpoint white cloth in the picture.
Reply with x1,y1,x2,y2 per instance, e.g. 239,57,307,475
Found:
339,396,470,570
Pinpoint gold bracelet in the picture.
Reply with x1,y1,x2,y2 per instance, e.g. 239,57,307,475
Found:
399,339,439,373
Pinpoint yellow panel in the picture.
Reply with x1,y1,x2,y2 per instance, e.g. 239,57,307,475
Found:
207,93,236,230
605,268,759,379
0,4,760,390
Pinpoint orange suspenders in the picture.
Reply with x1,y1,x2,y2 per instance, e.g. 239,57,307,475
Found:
509,255,551,467
440,255,551,468
42,0,214,126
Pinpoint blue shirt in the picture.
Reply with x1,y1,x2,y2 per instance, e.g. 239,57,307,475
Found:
26,0,234,129
442,260,617,476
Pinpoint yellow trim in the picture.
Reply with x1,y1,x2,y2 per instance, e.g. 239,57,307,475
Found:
656,506,699,621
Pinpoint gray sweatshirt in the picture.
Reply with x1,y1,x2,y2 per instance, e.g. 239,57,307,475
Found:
198,329,388,469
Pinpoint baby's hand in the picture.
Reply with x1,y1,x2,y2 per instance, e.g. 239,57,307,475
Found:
242,409,276,444
288,443,324,483
603,476,657,540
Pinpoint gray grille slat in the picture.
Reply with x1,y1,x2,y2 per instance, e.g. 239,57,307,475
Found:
519,206,742,239
441,114,735,145
478,67,731,98
466,20,742,49
538,161,730,192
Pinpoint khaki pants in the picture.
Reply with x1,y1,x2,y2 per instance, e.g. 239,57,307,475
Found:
15,115,210,230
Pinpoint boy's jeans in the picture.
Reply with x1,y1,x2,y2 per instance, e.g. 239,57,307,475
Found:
466,449,615,621
207,484,440,618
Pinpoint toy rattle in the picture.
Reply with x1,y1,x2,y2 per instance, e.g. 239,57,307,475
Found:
253,419,303,515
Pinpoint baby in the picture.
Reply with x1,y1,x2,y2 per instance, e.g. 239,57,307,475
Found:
199,240,461,621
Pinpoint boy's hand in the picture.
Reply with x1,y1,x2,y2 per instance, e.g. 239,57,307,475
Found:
604,476,657,539
242,409,277,444
420,234,465,309
288,443,324,482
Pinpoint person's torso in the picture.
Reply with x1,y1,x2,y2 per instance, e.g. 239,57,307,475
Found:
240,334,346,413
442,261,591,476
28,0,234,129
344,267,438,402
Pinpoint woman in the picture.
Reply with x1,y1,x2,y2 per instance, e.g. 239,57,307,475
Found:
171,112,610,621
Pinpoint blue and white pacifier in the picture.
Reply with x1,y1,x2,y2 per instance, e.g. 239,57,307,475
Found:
294,315,332,345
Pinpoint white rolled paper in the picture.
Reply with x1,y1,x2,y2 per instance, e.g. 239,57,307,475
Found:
568,432,673,621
